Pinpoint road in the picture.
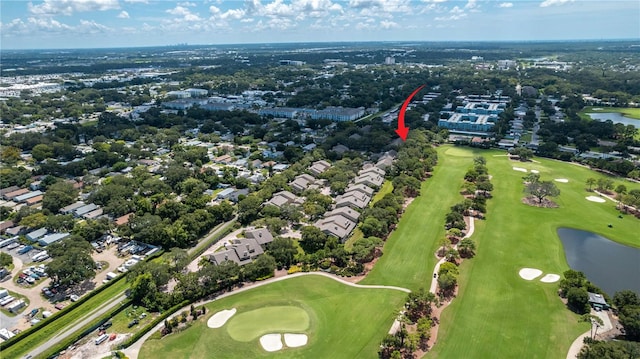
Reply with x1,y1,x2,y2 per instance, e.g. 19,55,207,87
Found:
22,218,237,359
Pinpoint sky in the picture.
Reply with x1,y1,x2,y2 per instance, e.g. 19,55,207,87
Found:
1,0,639,49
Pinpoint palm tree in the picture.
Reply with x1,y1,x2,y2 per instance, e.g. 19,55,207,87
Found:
580,314,604,340
586,178,596,191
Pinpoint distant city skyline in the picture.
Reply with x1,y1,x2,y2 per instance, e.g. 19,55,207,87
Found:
1,0,639,50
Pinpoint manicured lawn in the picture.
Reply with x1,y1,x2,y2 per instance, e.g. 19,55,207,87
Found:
371,180,393,205
426,146,640,359
226,306,309,341
139,275,406,359
360,146,474,291
110,304,154,334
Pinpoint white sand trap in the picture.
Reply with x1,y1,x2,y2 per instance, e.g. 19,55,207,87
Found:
555,178,569,183
260,334,283,352
530,169,540,174
540,274,560,283
519,268,543,281
586,196,606,203
284,333,308,348
513,167,527,172
207,308,236,328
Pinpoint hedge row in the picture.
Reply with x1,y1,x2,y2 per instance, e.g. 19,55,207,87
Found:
117,300,191,350
189,220,235,260
39,300,132,359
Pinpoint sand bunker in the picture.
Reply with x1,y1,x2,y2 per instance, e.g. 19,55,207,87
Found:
207,308,236,329
284,333,308,348
586,196,606,203
530,169,539,174
519,268,543,280
260,334,283,352
513,167,527,172
540,274,560,283
554,178,569,183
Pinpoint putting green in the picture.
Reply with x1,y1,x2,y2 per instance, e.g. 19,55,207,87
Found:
444,146,475,157
226,306,310,342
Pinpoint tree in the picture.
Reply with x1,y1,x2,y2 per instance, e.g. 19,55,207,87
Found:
615,184,627,199
46,242,96,288
406,287,436,322
0,146,21,166
130,272,158,308
596,178,614,192
523,173,540,184
512,147,534,161
524,180,560,204
620,305,640,341
32,143,54,162
300,226,328,253
0,252,12,267
360,217,387,238
438,272,457,297
577,340,640,359
566,287,590,314
19,212,47,229
586,178,596,191
267,238,298,269
458,238,476,258
352,236,382,263
243,253,276,281
439,261,459,276
42,181,78,213
237,195,263,225
613,290,640,310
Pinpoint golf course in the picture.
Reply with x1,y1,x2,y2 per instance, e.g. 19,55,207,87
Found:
139,145,640,358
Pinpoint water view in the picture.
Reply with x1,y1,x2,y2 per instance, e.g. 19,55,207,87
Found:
587,112,640,128
557,227,640,296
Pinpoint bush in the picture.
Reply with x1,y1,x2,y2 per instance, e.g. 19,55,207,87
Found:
287,265,302,274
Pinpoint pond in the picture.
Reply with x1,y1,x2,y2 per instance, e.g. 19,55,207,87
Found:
587,112,640,129
557,228,640,296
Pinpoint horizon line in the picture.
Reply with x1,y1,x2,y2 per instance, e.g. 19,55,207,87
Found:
2,38,639,52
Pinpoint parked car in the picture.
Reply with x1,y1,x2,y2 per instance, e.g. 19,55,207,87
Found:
69,294,79,302
99,321,112,331
127,319,139,328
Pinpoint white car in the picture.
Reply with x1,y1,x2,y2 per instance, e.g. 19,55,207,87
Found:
69,295,79,302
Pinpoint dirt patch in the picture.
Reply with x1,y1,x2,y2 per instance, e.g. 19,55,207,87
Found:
522,196,559,208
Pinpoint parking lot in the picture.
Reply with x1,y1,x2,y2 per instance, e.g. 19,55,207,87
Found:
0,241,129,334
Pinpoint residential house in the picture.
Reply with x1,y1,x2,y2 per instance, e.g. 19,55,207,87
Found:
354,172,384,189
309,160,331,177
344,183,375,198
0,221,14,234
26,228,48,242
245,228,274,246
359,166,385,177
208,238,264,266
60,201,85,215
25,195,43,206
588,292,610,310
315,215,356,241
5,226,24,236
3,188,29,201
290,174,316,193
115,213,133,226
214,154,233,164
335,192,371,210
325,207,360,223
38,232,70,246
74,203,99,217
266,191,303,208
0,186,20,198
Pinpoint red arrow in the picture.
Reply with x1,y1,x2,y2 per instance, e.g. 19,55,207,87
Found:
396,85,425,141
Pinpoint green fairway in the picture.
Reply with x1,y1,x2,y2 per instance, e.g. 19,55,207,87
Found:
139,275,406,358
226,306,310,342
425,146,640,359
359,146,474,291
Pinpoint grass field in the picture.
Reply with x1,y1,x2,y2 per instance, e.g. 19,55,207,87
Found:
139,275,406,358
3,279,129,359
226,306,309,341
359,146,474,291
109,304,154,334
425,146,640,358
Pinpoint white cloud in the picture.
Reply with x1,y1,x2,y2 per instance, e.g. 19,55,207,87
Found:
178,2,197,7
464,0,477,9
380,19,399,29
349,0,412,14
78,19,111,33
540,0,574,7
29,0,120,16
450,5,464,13
498,2,513,8
117,10,129,18
123,0,148,3
422,0,447,2
166,5,202,21
435,12,467,21
1,16,111,36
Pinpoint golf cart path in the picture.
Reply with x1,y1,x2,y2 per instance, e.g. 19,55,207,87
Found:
429,216,475,294
119,272,410,359
566,310,613,359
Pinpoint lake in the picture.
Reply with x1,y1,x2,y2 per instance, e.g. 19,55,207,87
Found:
557,228,640,296
587,112,640,129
